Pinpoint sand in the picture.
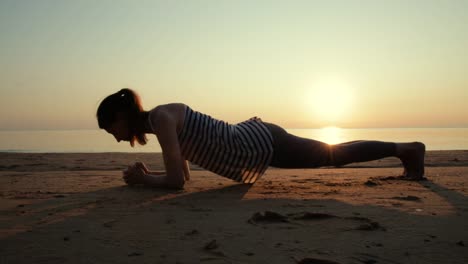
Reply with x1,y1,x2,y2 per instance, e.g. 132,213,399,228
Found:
0,151,467,264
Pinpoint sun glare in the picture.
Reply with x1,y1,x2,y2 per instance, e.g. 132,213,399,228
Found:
307,79,354,125
319,126,343,145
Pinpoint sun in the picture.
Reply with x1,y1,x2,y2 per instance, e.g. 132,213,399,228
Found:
307,79,354,125
319,126,343,144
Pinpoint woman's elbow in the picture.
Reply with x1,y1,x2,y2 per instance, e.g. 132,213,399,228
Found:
165,176,185,189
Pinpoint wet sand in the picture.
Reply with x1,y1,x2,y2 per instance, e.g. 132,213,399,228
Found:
1,151,467,263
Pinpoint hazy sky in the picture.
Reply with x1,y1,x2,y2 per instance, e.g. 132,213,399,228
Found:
1,0,467,130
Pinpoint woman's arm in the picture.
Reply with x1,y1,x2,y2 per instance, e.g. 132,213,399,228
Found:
152,107,186,189
140,159,189,187
134,161,188,177
124,107,186,189
134,162,164,175
123,165,183,189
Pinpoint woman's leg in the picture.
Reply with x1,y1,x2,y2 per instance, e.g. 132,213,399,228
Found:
264,122,425,179
264,122,330,168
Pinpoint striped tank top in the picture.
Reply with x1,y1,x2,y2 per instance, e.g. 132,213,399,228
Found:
177,104,274,183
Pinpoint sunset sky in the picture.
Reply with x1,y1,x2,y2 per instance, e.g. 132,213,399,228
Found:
1,0,467,130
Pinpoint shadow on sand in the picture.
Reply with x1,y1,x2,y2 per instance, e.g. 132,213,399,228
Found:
0,178,467,264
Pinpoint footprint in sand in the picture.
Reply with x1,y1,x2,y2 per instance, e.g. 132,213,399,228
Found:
127,252,143,257
204,239,219,250
291,212,338,220
185,229,199,236
294,257,341,264
202,240,229,260
247,211,289,224
391,195,421,201
364,180,379,187
103,219,118,228
248,211,386,232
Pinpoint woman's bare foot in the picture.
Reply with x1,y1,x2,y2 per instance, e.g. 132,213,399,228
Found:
396,142,426,180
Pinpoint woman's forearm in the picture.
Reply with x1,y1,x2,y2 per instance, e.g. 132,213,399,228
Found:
142,173,167,187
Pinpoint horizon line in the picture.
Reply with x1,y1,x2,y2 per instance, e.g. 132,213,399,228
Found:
1,126,468,132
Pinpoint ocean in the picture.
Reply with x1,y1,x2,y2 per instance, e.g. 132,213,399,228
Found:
0,128,467,153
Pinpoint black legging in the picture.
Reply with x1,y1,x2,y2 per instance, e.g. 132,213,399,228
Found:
264,122,397,168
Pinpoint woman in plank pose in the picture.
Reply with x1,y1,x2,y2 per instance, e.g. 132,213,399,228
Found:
96,88,425,189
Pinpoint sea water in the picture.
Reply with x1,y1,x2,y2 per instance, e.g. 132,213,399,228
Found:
0,128,467,153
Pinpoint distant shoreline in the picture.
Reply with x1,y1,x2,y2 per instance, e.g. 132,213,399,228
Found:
1,150,467,172
1,149,468,154
0,126,468,132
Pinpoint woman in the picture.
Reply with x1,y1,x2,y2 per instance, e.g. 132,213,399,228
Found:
96,88,426,189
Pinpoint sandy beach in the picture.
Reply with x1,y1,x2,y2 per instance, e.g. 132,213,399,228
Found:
0,151,467,264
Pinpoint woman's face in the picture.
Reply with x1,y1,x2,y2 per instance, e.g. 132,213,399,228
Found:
105,113,131,142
